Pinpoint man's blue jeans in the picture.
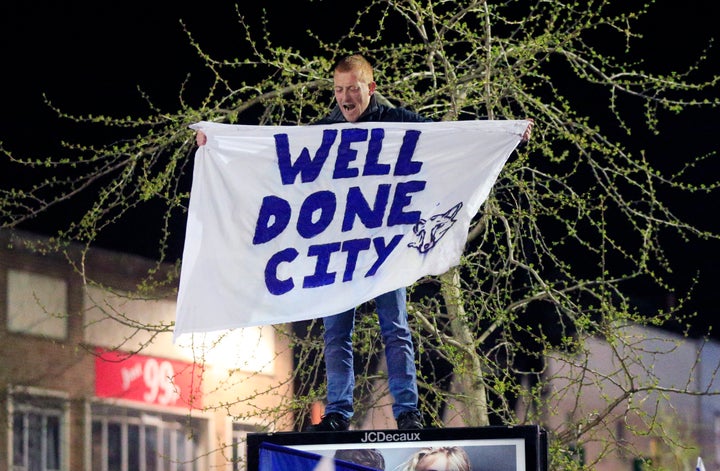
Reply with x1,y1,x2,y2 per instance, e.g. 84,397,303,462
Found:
322,287,419,419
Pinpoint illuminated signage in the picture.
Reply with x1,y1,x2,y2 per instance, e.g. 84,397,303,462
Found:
95,348,203,409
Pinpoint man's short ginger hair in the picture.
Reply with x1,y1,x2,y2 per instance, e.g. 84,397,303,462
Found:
333,54,374,82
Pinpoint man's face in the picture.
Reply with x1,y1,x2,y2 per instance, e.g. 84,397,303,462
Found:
333,69,376,123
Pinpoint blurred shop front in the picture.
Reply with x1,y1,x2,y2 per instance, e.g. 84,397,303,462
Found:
1,230,293,471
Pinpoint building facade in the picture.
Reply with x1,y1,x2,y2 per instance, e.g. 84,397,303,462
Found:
1,230,294,471
544,324,720,470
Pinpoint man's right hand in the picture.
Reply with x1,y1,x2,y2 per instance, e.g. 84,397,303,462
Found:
196,131,207,146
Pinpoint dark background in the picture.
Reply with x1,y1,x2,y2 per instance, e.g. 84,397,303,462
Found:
1,1,718,337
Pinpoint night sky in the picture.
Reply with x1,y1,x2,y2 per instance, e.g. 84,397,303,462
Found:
1,1,719,337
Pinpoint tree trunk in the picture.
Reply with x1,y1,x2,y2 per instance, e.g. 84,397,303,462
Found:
440,267,489,426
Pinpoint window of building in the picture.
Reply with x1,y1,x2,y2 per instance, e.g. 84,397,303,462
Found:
11,393,66,471
7,269,67,339
231,423,264,471
91,405,205,471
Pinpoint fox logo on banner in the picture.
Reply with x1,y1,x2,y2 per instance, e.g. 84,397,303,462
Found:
174,120,528,339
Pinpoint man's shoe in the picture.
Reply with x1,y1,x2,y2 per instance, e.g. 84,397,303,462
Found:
305,412,350,432
396,410,424,430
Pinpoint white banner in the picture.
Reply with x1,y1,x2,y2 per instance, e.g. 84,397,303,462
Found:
174,120,527,339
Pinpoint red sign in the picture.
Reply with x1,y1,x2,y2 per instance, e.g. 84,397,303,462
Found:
95,348,203,409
